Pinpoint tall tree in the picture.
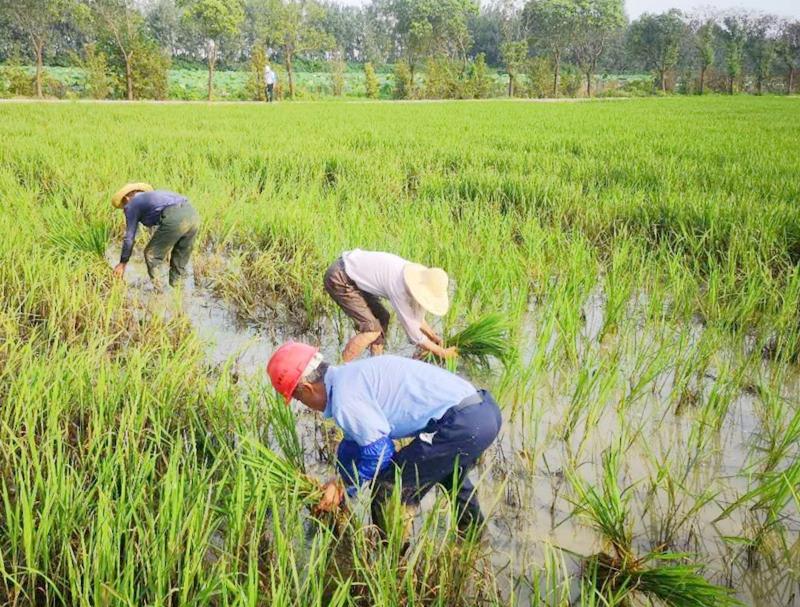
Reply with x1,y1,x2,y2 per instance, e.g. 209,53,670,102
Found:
0,0,73,97
91,0,145,100
500,40,527,96
388,0,477,81
627,10,685,92
720,14,746,94
268,0,333,98
321,2,366,61
497,0,526,96
692,18,716,94
570,0,625,96
777,20,800,94
468,3,503,66
523,0,575,97
146,0,194,60
746,14,778,95
180,0,244,100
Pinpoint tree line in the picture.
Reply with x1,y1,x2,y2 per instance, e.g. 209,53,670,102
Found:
0,0,798,100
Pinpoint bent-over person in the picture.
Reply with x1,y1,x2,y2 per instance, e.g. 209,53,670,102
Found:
112,183,200,289
266,342,502,538
324,249,457,361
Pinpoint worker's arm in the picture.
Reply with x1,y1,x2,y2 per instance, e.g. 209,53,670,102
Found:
417,338,458,360
332,397,395,498
420,320,443,345
393,303,457,359
335,437,395,498
318,438,393,511
116,203,140,275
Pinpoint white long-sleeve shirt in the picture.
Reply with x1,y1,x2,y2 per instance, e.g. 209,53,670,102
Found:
342,249,426,344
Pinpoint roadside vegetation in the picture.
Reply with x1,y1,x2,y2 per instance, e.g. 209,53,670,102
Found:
0,0,798,101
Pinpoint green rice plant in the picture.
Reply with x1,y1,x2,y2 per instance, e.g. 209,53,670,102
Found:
568,443,741,606
716,460,800,543
525,543,573,606
445,313,515,368
567,445,633,559
44,204,110,259
263,387,305,472
755,379,800,473
241,436,322,504
640,451,719,550
627,556,741,606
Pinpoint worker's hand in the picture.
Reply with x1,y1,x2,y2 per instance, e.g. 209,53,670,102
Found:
314,480,344,514
441,346,459,359
113,263,127,279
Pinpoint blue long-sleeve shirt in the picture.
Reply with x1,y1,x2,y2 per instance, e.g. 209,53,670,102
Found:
119,190,186,263
322,356,477,494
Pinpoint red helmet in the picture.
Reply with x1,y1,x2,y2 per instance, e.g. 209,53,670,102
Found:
267,342,320,403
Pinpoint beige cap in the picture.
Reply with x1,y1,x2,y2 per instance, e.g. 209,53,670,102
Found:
111,182,154,209
402,263,450,316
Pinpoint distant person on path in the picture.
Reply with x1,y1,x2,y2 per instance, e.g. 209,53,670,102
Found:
264,64,277,102
266,342,501,538
324,249,458,361
112,183,200,289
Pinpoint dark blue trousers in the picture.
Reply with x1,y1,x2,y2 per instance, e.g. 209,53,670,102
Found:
371,389,502,531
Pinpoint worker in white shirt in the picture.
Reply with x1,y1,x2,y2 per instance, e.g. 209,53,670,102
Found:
264,64,277,102
323,249,458,362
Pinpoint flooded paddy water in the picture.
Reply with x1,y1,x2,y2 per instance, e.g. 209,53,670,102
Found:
110,247,800,606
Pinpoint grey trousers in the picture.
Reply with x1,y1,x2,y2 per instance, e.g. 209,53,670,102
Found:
143,202,200,287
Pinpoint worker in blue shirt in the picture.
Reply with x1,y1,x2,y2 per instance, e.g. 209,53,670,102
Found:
266,341,502,536
111,183,200,289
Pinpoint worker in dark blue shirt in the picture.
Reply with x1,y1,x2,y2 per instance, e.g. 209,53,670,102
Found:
111,183,200,289
267,341,502,539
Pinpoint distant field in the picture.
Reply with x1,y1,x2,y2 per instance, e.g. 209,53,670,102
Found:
1,97,797,606
4,65,653,100
4,66,400,100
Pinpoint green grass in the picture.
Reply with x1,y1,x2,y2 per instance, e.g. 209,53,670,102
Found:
0,96,798,605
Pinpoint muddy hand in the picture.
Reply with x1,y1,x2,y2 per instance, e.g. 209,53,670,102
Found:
442,346,458,359
113,262,126,279
314,480,344,515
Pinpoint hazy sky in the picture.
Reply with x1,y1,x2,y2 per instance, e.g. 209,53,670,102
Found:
623,0,800,18
336,0,800,19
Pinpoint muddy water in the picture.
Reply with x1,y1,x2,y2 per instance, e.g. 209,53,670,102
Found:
109,249,799,606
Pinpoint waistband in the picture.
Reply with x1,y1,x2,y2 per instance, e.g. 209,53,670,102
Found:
162,200,190,213
452,390,483,412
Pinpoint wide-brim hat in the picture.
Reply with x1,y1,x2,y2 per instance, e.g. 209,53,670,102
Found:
112,182,154,208
403,263,450,316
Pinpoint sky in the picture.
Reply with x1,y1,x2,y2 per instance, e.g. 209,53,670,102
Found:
623,0,800,18
335,0,800,20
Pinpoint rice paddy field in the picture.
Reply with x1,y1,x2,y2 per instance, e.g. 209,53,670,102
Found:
1,96,799,606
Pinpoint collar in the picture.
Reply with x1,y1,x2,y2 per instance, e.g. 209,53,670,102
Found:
322,365,338,419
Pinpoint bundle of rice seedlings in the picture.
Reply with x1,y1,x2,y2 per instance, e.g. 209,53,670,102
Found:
585,552,741,606
429,313,514,369
243,436,352,535
632,560,741,606
264,389,305,472
572,448,741,607
242,437,322,504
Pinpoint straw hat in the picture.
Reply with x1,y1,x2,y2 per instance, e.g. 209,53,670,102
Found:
402,263,450,316
111,182,153,209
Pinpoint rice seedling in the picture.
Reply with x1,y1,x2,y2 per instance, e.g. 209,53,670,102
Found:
429,313,515,369
262,387,306,472
241,437,322,504
567,443,741,606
